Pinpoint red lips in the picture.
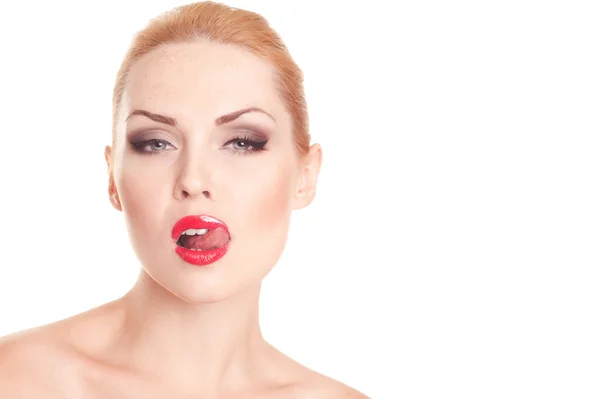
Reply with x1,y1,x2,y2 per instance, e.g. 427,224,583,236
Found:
171,215,231,266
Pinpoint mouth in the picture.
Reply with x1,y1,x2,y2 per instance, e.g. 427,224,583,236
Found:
171,215,231,266
176,226,231,251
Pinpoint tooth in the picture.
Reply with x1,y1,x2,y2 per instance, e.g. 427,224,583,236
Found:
195,228,209,235
183,228,196,235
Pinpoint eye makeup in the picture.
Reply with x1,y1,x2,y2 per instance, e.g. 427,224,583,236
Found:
126,129,269,156
223,133,268,156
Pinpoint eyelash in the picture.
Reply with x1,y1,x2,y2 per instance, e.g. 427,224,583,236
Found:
129,135,268,156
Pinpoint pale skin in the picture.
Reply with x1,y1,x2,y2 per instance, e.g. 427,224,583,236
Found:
0,40,369,398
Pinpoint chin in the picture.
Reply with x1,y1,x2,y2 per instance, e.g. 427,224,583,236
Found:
168,276,253,304
141,258,267,305
133,230,287,303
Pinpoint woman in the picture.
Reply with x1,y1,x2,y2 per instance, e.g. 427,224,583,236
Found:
0,1,369,397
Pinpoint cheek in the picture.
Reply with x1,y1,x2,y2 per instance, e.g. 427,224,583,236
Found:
244,166,294,232
115,157,170,239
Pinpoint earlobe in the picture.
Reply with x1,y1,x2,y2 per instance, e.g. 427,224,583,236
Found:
104,145,111,164
292,143,322,210
110,190,122,211
108,178,123,212
105,145,122,212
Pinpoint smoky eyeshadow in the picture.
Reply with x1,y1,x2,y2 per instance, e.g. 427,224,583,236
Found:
222,120,272,139
125,128,270,150
127,130,156,143
226,129,269,143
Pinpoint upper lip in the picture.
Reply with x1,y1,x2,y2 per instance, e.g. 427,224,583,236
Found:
171,214,230,242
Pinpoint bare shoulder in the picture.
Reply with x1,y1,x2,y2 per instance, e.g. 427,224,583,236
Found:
266,346,370,399
0,302,123,396
0,326,79,396
300,373,370,399
275,362,369,399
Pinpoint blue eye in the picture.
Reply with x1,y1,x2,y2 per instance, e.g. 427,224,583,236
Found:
130,139,176,154
129,136,268,156
224,136,268,155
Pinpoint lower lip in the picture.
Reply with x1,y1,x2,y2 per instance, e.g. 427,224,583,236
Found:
174,243,229,266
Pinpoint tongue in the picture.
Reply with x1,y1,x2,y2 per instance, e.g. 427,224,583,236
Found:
180,226,230,250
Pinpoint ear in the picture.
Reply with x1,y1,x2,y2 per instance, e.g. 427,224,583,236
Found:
104,145,122,212
292,143,323,210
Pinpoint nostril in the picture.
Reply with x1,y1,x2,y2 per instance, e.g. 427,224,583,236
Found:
176,189,212,200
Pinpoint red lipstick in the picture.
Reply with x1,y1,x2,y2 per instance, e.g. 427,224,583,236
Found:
171,215,230,266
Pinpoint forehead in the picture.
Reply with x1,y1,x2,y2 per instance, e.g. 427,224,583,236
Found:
122,40,288,128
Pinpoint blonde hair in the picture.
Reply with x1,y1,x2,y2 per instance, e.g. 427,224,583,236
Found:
111,1,310,156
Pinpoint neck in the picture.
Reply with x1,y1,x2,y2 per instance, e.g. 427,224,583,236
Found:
115,269,272,392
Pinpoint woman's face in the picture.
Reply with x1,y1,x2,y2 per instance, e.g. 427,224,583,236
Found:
106,40,319,303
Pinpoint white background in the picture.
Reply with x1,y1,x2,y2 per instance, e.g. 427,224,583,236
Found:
0,1,599,398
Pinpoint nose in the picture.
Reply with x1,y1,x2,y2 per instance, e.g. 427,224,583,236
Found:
173,152,214,201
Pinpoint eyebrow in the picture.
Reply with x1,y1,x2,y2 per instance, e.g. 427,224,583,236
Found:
126,107,276,126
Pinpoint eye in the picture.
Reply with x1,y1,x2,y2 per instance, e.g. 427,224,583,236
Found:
224,135,268,155
130,139,176,154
